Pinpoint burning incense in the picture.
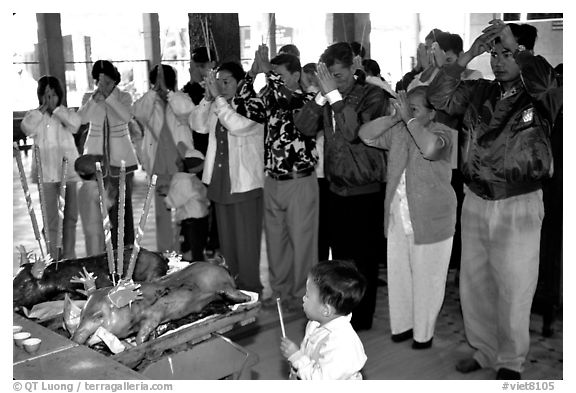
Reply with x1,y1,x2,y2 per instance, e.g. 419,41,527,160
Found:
56,157,68,259
117,160,126,279
276,297,286,338
34,145,51,258
13,143,45,258
125,174,157,281
95,161,116,284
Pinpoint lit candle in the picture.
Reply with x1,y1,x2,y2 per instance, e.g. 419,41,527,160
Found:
34,145,51,258
117,160,126,279
95,161,116,284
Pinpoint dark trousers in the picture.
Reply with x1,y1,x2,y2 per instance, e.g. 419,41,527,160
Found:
317,178,331,261
181,216,209,262
328,187,386,330
107,173,134,250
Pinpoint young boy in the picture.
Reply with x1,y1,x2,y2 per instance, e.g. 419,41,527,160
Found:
279,260,367,379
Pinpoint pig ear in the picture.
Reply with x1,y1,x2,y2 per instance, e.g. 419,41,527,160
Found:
31,254,52,280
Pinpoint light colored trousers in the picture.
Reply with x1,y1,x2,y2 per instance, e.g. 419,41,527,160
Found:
460,188,543,373
387,193,453,342
41,182,78,260
264,174,318,299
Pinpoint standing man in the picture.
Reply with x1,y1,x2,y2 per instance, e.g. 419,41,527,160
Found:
428,20,561,379
295,42,390,331
240,45,318,308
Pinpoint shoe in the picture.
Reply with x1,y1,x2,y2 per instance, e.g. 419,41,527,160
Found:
496,368,521,380
412,338,433,349
455,358,482,373
391,329,413,343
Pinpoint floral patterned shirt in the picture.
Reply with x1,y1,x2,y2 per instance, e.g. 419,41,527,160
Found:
237,72,317,176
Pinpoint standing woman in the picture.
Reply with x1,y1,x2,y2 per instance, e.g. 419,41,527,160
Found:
132,64,204,253
189,62,265,293
21,75,81,260
78,60,138,249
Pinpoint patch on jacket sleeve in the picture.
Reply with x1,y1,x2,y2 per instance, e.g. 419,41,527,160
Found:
522,107,534,123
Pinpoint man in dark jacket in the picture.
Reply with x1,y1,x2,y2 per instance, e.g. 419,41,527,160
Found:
295,42,390,331
428,19,562,380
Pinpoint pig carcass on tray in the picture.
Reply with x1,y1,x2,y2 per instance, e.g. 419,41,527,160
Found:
72,261,251,346
13,248,168,310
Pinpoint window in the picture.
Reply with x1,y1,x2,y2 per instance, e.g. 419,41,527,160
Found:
503,13,563,22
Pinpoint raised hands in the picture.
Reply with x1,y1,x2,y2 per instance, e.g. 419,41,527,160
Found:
204,69,221,100
393,91,413,124
464,19,517,64
249,44,272,77
316,62,338,95
153,64,169,101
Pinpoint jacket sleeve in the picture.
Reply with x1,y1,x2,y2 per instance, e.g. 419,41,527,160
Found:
188,98,212,134
168,91,196,125
516,52,562,125
133,90,161,129
406,120,452,161
20,109,44,137
331,86,388,142
264,71,313,111
293,97,325,137
234,76,267,125
359,115,402,150
427,63,485,119
213,97,263,137
104,88,133,123
52,106,81,134
77,96,98,125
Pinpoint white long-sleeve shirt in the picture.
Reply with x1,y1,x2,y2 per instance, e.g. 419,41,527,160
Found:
20,106,81,183
288,314,367,380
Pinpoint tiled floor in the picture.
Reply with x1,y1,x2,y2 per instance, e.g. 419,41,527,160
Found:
13,150,563,380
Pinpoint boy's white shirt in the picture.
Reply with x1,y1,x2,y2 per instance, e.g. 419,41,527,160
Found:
288,314,367,380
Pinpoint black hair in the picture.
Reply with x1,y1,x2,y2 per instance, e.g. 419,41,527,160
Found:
36,75,64,107
192,46,216,64
149,64,177,91
309,260,366,316
408,85,434,110
350,41,366,58
362,59,381,77
425,28,444,42
270,53,302,74
91,60,121,85
302,62,317,75
505,23,538,50
436,32,463,55
216,61,245,83
320,42,354,68
279,44,300,58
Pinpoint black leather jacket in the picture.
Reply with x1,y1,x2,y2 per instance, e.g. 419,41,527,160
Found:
428,53,562,200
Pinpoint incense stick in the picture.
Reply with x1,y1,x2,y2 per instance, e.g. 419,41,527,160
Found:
34,145,51,258
95,161,116,284
276,297,286,338
56,157,68,259
125,174,157,281
13,143,45,258
117,160,126,279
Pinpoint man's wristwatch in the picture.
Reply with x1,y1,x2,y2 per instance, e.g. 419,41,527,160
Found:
513,44,527,59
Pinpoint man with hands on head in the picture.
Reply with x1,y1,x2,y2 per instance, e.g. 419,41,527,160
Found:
428,19,562,380
238,44,319,309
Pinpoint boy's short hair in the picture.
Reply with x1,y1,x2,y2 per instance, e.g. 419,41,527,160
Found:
436,32,463,55
408,85,433,110
270,53,302,74
320,42,354,68
310,260,366,316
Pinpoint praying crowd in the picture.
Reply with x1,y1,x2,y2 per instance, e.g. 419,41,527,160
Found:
20,18,562,380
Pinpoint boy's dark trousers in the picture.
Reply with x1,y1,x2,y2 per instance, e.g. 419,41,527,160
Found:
180,216,209,261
